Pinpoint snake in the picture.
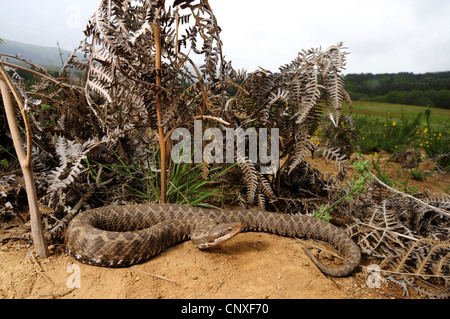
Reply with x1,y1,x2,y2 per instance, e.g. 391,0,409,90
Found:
65,203,361,277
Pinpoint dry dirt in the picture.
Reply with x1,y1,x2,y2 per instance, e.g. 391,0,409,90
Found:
0,154,447,300
0,232,406,300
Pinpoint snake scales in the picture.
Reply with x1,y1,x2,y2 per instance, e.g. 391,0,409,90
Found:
65,203,361,277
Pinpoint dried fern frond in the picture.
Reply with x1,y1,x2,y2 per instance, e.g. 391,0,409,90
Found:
238,157,259,204
288,132,315,175
46,136,108,195
316,143,349,179
230,43,350,183
348,185,450,298
381,238,450,298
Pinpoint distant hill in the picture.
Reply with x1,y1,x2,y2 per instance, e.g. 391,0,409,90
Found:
344,72,450,109
0,39,80,70
2,39,449,109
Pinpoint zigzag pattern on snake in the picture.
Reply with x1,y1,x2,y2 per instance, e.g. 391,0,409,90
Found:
65,203,361,277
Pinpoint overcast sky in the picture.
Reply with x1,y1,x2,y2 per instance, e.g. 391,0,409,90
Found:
1,0,450,74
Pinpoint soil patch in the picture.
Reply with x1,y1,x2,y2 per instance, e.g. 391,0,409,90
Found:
0,232,406,299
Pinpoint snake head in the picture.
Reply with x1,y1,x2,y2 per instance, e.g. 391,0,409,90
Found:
193,222,242,250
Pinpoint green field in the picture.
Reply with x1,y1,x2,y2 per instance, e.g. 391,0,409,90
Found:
342,101,450,125
322,101,449,168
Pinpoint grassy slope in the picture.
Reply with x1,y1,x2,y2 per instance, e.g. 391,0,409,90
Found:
341,101,450,125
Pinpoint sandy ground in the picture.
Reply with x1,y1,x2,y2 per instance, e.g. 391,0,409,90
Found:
0,232,406,299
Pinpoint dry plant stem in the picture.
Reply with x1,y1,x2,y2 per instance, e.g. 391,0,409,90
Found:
174,5,179,63
0,65,49,258
152,18,167,203
130,266,176,284
0,53,52,76
357,221,418,242
0,59,83,92
369,171,450,219
186,56,207,116
164,115,230,143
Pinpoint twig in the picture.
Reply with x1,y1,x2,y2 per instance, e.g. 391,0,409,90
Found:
369,171,450,219
33,288,77,299
359,264,450,279
356,221,418,242
0,59,83,92
27,249,55,285
192,115,230,126
164,115,231,143
130,267,177,284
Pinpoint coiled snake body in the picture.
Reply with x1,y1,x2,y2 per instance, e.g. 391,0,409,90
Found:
65,204,361,277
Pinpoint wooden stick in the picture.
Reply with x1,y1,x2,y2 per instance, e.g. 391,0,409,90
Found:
0,64,49,258
152,16,167,204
